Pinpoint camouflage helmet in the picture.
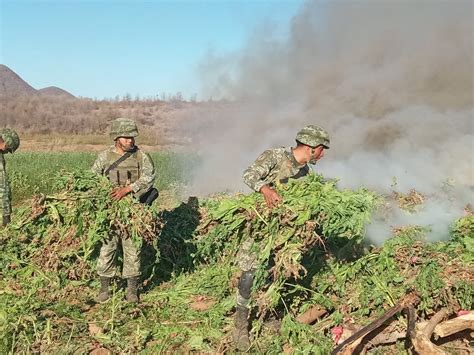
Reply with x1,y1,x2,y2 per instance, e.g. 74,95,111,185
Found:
0,128,20,153
296,125,330,148
109,118,139,140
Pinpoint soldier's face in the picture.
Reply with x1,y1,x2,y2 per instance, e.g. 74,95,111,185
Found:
116,137,135,152
308,145,325,164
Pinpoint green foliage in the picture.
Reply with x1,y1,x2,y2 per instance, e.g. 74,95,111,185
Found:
279,315,333,354
196,174,379,313
308,230,472,326
449,214,474,262
1,167,472,353
6,151,194,203
6,152,96,202
2,171,157,283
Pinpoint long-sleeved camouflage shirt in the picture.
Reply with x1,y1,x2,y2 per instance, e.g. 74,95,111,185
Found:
92,145,156,198
243,147,310,192
0,151,11,219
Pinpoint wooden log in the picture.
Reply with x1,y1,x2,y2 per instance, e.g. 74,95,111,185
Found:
332,309,473,354
417,311,474,338
338,337,364,355
332,293,420,354
435,313,474,337
296,305,327,325
336,325,406,348
367,330,406,347
405,305,416,351
424,308,448,337
412,336,446,355
412,308,448,355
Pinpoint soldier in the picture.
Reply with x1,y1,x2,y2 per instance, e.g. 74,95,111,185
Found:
234,125,330,349
92,118,156,303
0,128,20,227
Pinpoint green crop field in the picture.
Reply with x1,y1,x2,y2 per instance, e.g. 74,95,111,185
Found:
5,151,193,205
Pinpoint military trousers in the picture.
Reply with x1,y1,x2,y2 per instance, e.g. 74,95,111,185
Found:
1,185,11,227
236,238,259,309
97,233,140,279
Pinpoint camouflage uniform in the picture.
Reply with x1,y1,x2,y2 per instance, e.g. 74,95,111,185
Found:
243,147,311,193
92,119,156,280
242,125,329,194
0,128,20,226
239,147,310,270
233,125,330,350
237,147,311,307
91,146,156,202
0,151,11,226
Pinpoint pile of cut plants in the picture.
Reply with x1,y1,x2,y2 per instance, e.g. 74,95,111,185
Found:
0,171,472,354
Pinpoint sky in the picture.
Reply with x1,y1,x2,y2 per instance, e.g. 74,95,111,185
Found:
0,0,304,99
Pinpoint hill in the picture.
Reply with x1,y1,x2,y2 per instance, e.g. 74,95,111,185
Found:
0,64,37,96
0,64,75,99
38,86,75,98
0,64,220,150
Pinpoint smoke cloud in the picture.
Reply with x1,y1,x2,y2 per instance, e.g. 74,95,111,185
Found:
183,0,473,243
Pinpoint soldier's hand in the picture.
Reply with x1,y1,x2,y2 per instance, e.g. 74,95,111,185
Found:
260,185,282,209
2,214,10,226
111,186,133,200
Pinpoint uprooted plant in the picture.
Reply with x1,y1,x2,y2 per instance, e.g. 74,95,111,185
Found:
1,170,472,353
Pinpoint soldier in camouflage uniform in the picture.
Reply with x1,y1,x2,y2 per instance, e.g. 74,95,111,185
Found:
234,125,330,350
92,118,156,303
0,128,20,227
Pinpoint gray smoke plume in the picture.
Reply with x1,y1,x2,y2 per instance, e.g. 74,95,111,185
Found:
183,0,473,244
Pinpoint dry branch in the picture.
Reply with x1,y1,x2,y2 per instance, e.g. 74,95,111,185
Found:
424,308,448,338
412,308,448,355
417,311,474,338
367,330,406,347
331,293,420,354
296,305,327,325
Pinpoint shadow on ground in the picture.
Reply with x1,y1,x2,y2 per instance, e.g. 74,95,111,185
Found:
141,196,201,291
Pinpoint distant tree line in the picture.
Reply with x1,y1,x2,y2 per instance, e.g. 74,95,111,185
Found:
0,94,207,135
103,92,198,103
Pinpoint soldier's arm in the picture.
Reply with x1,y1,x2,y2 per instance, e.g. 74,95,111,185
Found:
130,152,156,195
242,150,277,192
91,152,107,175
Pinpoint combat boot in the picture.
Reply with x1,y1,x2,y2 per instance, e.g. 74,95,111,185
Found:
126,277,139,303
233,305,251,350
96,277,111,303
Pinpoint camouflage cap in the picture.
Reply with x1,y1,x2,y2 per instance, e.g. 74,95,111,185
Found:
0,128,20,153
109,118,139,140
296,125,330,148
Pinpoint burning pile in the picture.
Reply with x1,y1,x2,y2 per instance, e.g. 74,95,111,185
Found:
0,171,472,353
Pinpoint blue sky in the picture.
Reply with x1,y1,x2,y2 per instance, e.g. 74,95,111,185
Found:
0,0,304,99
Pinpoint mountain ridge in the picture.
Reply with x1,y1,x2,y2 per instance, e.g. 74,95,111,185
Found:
0,64,75,98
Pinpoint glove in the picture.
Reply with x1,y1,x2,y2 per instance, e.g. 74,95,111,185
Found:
2,214,10,226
